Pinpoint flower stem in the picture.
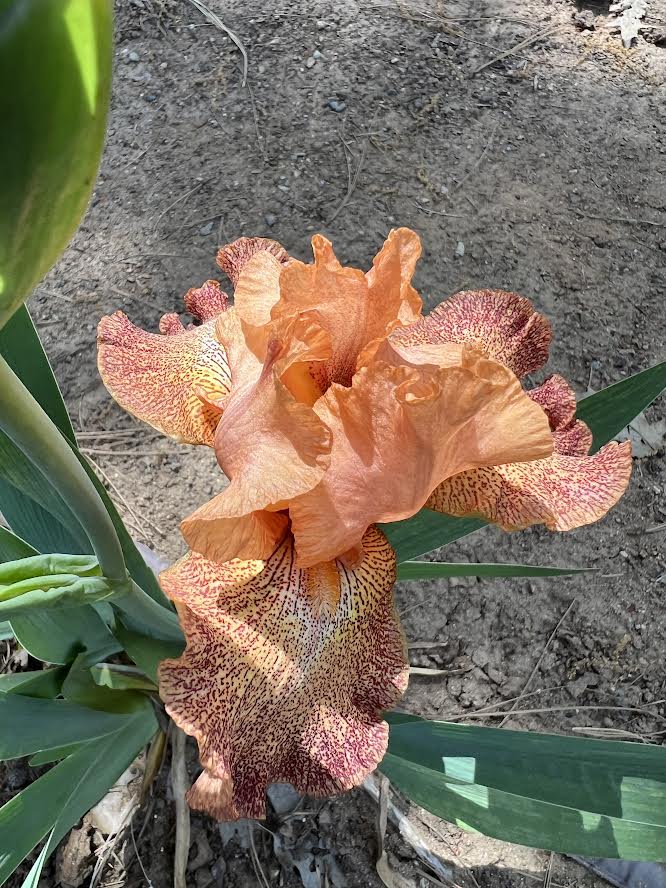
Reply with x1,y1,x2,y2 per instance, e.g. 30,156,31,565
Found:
0,355,182,642
0,355,127,581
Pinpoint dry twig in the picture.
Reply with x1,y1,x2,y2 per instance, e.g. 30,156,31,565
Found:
170,727,190,888
471,24,566,75
499,599,576,726
184,0,248,86
328,129,368,224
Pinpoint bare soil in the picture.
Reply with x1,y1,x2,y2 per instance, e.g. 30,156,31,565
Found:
6,0,666,885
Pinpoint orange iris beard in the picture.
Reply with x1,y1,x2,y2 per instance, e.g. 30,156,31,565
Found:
98,230,631,820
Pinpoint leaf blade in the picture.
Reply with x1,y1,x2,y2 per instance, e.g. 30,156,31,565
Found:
0,0,113,325
397,561,593,580
577,362,666,453
0,707,156,885
381,717,666,860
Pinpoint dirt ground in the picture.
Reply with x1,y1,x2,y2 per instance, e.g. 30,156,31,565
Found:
7,0,666,885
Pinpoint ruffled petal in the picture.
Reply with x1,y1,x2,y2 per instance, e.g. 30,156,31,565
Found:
391,289,552,379
181,506,289,563
184,280,230,321
365,227,423,326
429,373,631,532
182,310,333,562
528,374,592,456
158,526,408,821
428,441,632,531
216,236,289,288
290,351,553,566
97,288,232,445
273,231,424,388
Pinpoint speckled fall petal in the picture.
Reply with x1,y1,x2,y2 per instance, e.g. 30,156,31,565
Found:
216,236,290,288
289,351,553,567
97,281,232,445
428,374,632,531
391,289,552,379
158,526,408,821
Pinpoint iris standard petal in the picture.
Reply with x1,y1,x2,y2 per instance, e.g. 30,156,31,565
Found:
216,236,289,288
289,351,553,566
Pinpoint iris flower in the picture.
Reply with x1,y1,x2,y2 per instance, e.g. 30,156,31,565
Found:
98,230,631,820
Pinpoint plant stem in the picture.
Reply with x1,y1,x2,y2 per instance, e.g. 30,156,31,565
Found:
0,355,129,581
0,355,182,641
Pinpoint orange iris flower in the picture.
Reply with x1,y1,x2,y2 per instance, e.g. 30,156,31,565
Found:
98,230,631,821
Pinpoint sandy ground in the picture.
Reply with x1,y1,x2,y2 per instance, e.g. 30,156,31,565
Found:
5,0,666,885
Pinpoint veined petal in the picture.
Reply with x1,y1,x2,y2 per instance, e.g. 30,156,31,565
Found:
158,526,408,821
429,373,632,531
290,352,553,566
528,374,592,456
427,442,632,531
97,283,232,445
391,289,552,379
216,236,289,288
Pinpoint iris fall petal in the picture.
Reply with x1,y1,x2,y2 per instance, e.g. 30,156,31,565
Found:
159,526,408,821
97,283,231,445
391,289,552,379
429,374,632,531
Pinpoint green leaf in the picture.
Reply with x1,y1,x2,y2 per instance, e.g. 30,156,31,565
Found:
397,561,593,581
19,829,54,888
0,309,167,604
381,512,486,563
0,691,141,761
0,668,66,699
91,662,158,693
74,448,170,606
0,526,37,562
28,743,90,767
0,310,92,553
577,361,666,453
0,706,157,885
0,0,113,327
61,650,149,713
11,609,120,666
0,307,75,441
0,620,12,641
114,619,184,683
381,717,666,860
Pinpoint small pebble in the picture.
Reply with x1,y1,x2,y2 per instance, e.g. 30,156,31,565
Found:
199,221,214,236
455,241,465,257
312,49,324,60
265,213,277,227
316,19,327,29
128,50,140,63
327,99,346,112
306,57,316,68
